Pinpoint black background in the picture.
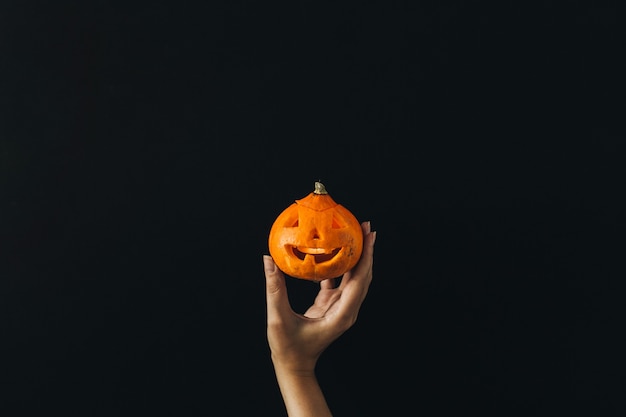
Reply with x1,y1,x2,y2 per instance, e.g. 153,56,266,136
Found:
2,1,624,416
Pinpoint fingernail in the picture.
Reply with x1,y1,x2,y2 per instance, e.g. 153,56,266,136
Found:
371,231,377,245
263,255,276,273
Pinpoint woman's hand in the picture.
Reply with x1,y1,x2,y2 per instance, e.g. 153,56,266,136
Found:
263,221,376,416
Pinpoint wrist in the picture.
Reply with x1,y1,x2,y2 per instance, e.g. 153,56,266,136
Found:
271,353,318,377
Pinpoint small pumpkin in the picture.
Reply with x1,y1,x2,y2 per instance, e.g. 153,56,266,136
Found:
268,181,363,282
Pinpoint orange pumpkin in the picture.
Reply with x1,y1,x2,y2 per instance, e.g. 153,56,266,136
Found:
268,181,363,281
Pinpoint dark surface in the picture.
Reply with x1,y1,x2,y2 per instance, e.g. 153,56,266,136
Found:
2,1,624,416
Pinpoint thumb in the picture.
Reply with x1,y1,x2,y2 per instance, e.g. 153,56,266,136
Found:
263,255,291,318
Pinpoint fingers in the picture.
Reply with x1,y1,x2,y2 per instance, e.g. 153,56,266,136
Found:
264,255,292,319
319,277,336,290
341,221,376,288
353,222,375,283
336,221,376,314
363,219,371,235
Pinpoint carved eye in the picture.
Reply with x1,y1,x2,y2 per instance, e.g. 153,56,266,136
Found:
332,216,344,229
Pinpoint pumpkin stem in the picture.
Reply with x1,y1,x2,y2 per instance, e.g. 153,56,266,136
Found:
314,181,328,195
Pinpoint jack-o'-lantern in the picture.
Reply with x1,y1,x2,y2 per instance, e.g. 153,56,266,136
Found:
268,181,363,281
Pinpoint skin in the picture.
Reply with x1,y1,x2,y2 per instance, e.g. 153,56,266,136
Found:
263,221,376,417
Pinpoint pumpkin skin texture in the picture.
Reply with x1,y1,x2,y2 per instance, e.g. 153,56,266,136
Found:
268,182,363,282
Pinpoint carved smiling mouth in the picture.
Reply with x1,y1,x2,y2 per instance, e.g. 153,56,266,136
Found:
291,246,341,263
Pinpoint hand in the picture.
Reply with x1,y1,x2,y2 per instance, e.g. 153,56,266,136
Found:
263,221,376,416
264,221,376,374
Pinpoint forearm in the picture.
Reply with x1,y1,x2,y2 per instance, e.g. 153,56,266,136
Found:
273,363,333,417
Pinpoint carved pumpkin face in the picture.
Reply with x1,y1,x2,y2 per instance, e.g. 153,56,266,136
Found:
268,182,363,281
